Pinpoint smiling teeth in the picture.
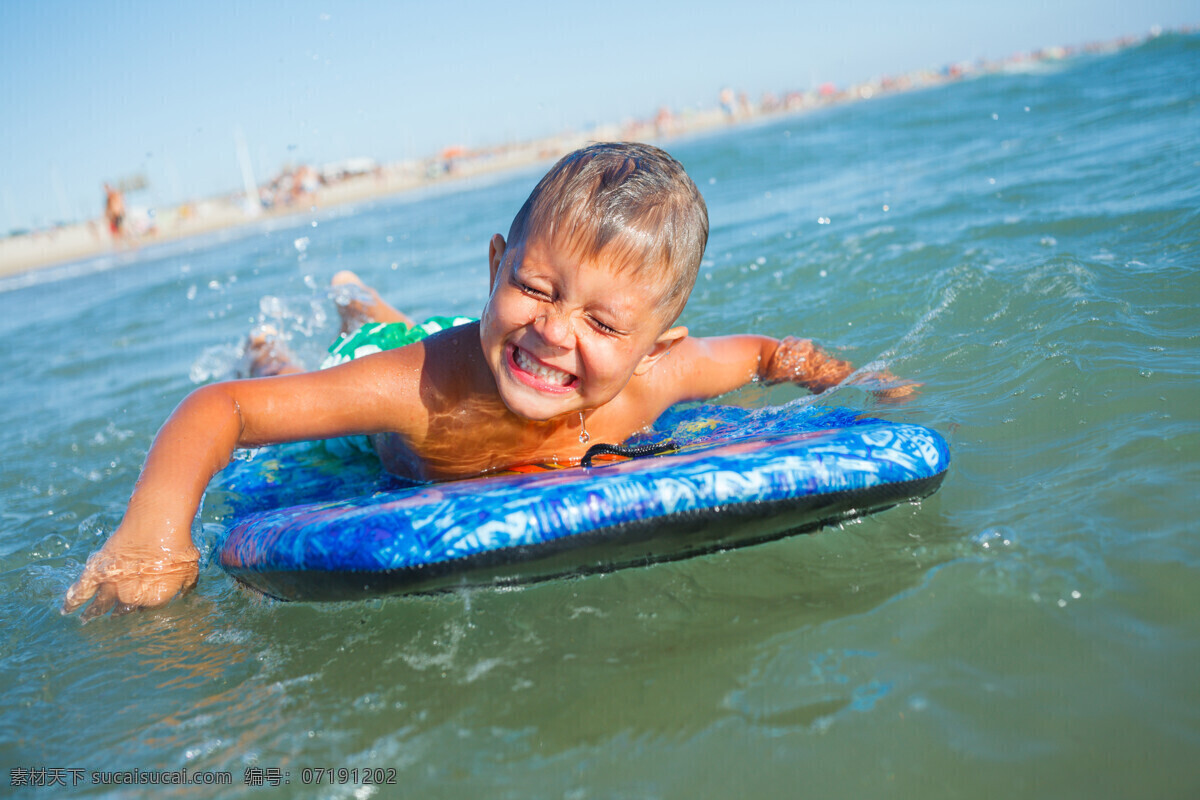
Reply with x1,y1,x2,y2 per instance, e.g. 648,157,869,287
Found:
514,347,573,386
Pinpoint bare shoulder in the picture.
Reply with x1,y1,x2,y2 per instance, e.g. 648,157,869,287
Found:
326,340,430,425
632,333,777,406
623,335,708,412
387,321,492,414
241,341,433,441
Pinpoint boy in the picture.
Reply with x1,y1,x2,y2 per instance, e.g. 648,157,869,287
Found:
63,142,911,620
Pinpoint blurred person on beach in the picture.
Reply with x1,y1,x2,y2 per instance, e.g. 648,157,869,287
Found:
63,142,914,619
104,183,125,240
719,87,735,119
291,164,320,207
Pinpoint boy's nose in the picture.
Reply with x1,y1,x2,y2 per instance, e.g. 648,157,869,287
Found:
536,308,574,347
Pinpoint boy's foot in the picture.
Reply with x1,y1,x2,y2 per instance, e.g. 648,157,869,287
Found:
238,325,304,378
330,270,413,333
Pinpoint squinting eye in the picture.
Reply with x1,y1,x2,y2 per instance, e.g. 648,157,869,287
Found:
516,281,548,298
589,317,619,335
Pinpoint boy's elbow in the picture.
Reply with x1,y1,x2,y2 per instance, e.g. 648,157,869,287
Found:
187,381,242,412
177,382,247,442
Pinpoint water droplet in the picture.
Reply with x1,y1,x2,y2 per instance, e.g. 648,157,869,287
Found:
578,412,590,445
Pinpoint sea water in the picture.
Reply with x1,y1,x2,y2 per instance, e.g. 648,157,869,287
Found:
2,33,1197,798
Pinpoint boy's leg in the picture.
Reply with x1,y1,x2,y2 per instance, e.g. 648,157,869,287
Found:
242,271,416,378
331,270,414,333
239,326,305,378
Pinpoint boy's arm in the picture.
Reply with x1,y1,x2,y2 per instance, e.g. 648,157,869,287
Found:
653,334,915,404
62,351,423,620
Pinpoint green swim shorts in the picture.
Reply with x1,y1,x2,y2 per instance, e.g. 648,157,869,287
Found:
321,315,475,368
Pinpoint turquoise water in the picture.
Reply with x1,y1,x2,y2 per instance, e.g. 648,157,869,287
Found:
3,33,1198,798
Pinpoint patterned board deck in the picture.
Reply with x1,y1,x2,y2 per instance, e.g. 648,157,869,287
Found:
211,402,950,600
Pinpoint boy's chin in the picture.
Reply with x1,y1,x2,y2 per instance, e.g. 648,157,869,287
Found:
498,392,577,423
493,378,588,423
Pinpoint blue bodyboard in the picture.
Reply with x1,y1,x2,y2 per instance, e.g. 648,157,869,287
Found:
212,402,949,601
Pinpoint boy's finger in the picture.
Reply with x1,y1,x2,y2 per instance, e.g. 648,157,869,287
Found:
61,575,98,614
81,583,119,622
875,384,921,404
140,562,199,608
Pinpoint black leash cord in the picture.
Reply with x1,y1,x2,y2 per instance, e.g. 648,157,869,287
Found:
581,440,678,469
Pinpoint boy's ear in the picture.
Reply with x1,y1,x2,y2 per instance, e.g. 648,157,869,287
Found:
634,325,688,376
488,234,507,291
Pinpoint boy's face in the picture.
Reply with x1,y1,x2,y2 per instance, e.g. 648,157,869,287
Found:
479,233,685,422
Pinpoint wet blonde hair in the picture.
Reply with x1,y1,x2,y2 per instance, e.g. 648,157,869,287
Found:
507,142,709,323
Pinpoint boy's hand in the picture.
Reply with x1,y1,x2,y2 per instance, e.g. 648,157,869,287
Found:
61,539,199,621
764,336,854,394
850,369,922,403
766,336,920,401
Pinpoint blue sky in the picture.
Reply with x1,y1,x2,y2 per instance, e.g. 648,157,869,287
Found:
2,0,1195,232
